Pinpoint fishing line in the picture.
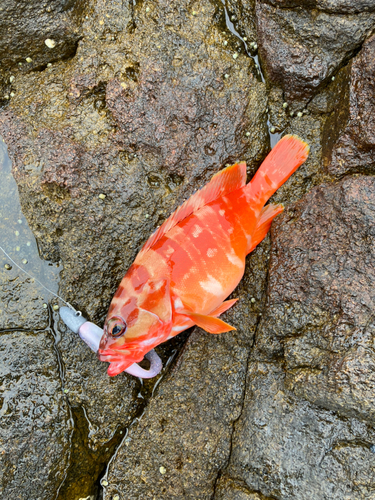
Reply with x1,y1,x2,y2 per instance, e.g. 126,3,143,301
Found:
0,245,80,314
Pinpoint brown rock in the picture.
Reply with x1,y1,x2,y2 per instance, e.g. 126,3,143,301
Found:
0,0,84,87
0,0,269,497
258,176,375,423
256,1,375,107
324,34,375,176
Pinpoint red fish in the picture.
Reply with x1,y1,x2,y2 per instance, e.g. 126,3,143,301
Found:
97,135,309,376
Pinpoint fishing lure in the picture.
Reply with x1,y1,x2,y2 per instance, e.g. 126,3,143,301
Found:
61,135,309,378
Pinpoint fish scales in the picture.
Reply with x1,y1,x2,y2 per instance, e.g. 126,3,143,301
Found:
96,135,309,376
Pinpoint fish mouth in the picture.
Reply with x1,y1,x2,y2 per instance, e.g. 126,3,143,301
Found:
98,348,163,378
97,348,133,365
97,343,143,367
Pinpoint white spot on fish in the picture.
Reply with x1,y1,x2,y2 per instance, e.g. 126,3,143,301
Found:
207,248,218,258
226,249,243,268
171,324,188,333
199,274,224,295
192,225,203,238
174,297,183,309
165,245,175,256
219,209,225,216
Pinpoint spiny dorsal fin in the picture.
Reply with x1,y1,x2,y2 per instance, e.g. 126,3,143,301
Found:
137,162,247,258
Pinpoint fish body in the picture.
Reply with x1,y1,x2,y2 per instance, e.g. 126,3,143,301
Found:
98,135,309,376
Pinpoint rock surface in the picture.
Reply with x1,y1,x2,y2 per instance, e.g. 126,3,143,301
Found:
228,362,375,500
0,329,72,500
222,175,375,499
324,34,375,175
256,1,375,107
1,0,375,499
0,0,84,72
265,177,375,422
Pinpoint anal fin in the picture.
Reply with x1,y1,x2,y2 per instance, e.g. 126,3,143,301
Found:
180,310,236,334
210,299,238,317
247,203,284,254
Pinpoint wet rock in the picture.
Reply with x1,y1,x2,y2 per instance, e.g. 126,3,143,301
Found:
103,235,271,500
262,0,375,13
58,318,138,449
0,271,50,330
0,0,84,76
224,0,257,46
228,362,375,499
266,87,289,133
221,175,375,499
0,137,72,500
0,329,71,499
0,0,269,497
323,34,375,176
256,1,375,107
215,475,265,500
258,176,375,423
103,329,248,500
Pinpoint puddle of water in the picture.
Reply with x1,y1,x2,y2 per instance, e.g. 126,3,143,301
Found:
221,1,284,148
0,135,62,318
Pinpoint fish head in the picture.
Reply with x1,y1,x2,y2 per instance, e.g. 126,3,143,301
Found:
98,276,172,375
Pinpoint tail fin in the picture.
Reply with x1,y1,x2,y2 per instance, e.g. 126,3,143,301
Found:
247,135,309,206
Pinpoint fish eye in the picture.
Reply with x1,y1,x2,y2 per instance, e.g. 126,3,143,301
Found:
107,316,127,337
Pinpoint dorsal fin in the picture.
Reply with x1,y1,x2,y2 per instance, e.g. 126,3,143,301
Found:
137,162,247,258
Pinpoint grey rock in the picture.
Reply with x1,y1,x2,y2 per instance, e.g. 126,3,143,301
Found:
103,328,249,500
0,329,71,499
261,0,375,14
229,362,375,499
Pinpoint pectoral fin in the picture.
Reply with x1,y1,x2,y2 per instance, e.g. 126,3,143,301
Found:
180,310,236,334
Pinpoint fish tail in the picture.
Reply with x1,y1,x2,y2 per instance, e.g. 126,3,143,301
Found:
247,135,309,206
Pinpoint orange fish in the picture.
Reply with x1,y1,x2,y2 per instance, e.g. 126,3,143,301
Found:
60,135,309,377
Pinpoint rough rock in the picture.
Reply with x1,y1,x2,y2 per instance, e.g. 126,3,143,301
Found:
259,176,375,423
271,113,327,205
215,475,265,500
0,311,71,500
220,175,375,499
0,329,71,500
0,0,84,76
262,0,375,13
324,34,375,176
103,327,249,500
228,362,375,500
0,0,269,497
256,1,375,107
1,0,375,498
224,0,257,46
103,231,272,500
0,136,72,499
